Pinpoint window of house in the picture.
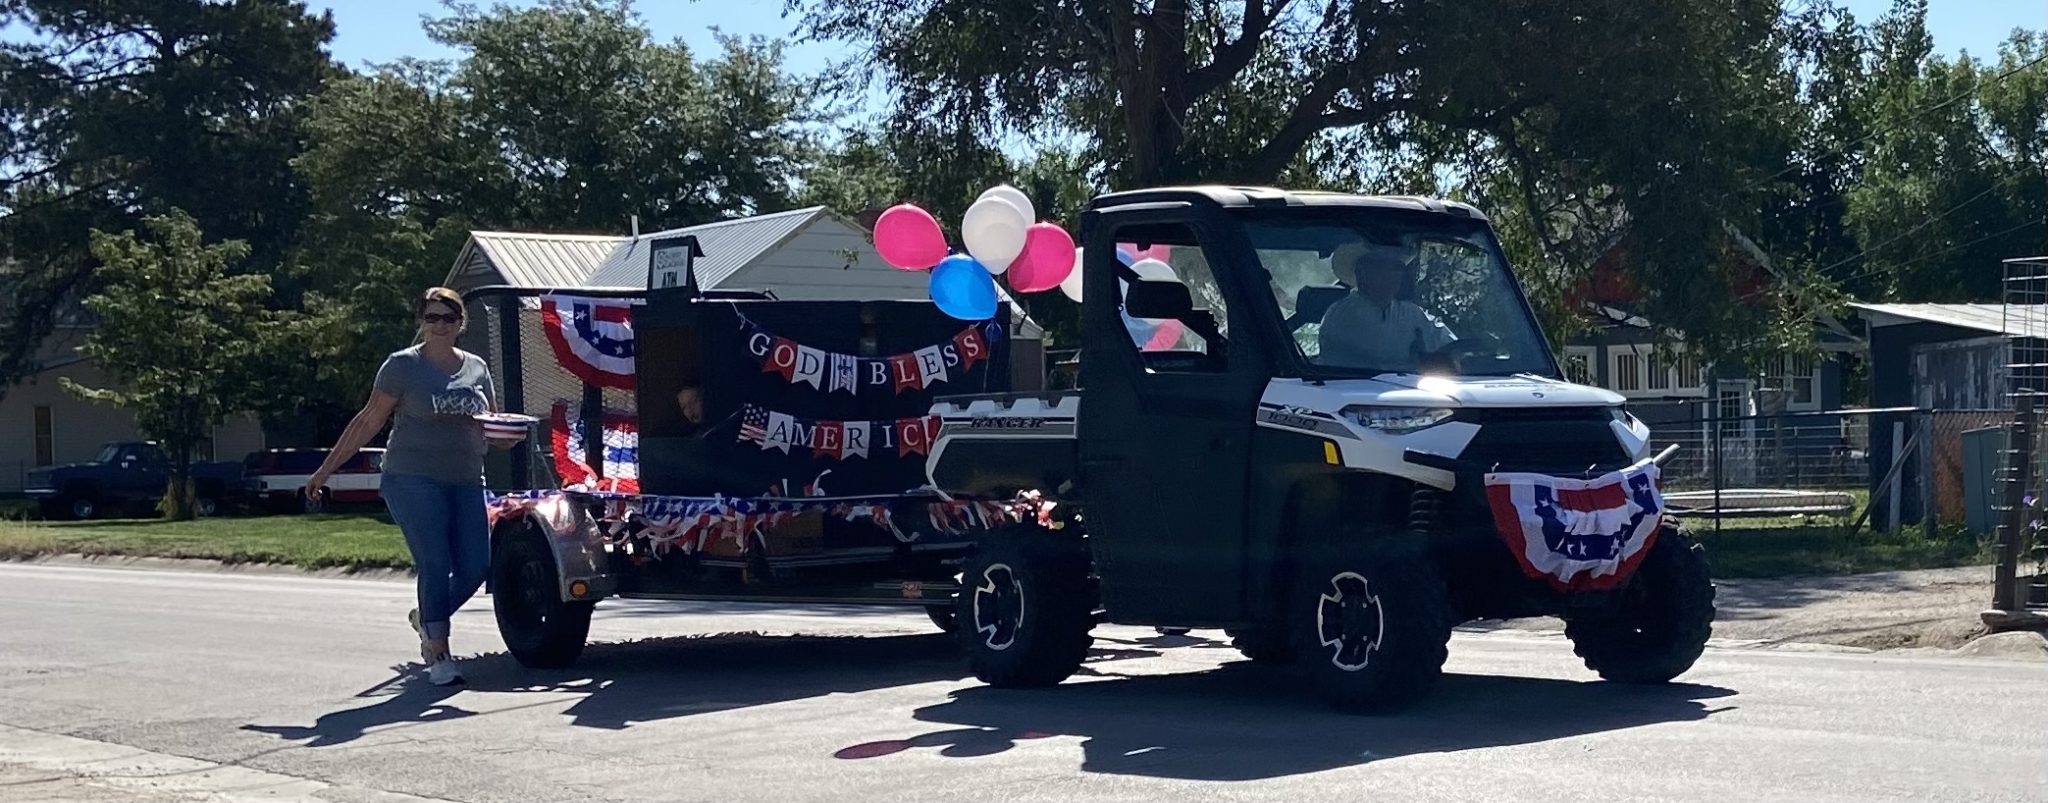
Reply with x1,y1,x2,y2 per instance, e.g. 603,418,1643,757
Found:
1675,353,1703,391
1562,347,1596,385
33,406,53,467
1613,352,1642,392
1790,354,1816,407
1646,353,1671,390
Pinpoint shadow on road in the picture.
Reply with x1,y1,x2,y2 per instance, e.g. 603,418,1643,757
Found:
834,665,1737,781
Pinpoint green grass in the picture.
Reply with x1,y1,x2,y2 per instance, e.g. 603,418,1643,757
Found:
1697,523,1996,579
0,513,411,571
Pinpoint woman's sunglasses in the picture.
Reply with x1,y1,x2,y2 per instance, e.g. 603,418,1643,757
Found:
421,312,462,324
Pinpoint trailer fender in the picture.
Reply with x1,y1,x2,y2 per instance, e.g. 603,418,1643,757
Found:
486,494,616,603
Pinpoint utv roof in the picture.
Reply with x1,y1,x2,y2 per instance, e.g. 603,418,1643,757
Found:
1086,186,1487,221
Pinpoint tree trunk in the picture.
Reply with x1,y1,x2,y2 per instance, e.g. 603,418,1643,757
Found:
164,440,195,521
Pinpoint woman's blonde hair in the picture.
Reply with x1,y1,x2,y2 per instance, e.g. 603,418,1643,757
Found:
416,287,465,319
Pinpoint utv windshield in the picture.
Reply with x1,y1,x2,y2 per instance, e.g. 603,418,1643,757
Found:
1243,210,1556,378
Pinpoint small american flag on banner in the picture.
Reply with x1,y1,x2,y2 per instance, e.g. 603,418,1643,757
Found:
738,404,769,445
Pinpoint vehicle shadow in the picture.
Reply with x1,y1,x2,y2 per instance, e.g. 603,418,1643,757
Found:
240,631,1171,745
833,664,1737,781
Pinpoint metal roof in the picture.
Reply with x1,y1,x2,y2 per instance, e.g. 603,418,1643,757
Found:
1851,302,2048,335
585,207,824,289
460,231,626,288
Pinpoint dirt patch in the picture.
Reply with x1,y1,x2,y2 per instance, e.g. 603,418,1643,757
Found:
1485,565,2012,652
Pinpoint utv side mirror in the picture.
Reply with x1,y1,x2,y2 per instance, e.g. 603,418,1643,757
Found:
1124,278,1194,321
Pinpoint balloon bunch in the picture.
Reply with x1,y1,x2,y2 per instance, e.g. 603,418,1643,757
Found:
872,185,1080,321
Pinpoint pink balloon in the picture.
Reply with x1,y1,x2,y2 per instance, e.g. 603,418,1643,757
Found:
1118,242,1172,263
1144,320,1184,351
1007,223,1077,293
874,204,948,270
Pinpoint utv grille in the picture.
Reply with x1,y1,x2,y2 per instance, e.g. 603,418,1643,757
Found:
1453,407,1630,475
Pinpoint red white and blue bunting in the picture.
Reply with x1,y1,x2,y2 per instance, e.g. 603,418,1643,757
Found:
1484,458,1665,592
549,401,639,493
540,295,637,389
485,488,1051,557
738,404,942,459
745,319,996,395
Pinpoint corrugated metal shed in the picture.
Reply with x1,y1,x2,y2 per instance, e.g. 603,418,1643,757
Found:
1852,302,2048,336
457,231,625,289
586,207,822,289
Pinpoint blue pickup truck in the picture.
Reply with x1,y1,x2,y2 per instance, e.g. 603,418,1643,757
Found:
23,441,248,519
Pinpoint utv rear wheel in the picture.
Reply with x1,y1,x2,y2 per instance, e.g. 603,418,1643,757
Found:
1295,542,1453,714
492,524,595,669
1226,628,1296,664
956,526,1094,688
1564,527,1714,683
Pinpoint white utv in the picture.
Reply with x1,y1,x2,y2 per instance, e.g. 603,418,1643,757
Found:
926,186,1712,713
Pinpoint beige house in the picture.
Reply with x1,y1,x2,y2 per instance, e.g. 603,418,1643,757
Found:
0,324,264,493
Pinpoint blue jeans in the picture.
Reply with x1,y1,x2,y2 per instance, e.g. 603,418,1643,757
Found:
381,472,489,641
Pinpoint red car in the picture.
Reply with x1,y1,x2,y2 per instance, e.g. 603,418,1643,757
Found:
242,448,384,513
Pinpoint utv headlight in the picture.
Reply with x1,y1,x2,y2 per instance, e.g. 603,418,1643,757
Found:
1341,405,1455,435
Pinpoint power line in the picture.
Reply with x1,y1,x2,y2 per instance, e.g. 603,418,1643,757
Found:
1816,183,2002,275
1830,217,2046,287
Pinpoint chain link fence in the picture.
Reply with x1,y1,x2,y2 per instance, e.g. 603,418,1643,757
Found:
1637,404,2014,541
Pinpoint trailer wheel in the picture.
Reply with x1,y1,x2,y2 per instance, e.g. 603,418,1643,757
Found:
955,525,1094,688
1226,628,1296,664
492,524,594,669
926,605,958,634
1564,527,1715,683
1294,536,1453,714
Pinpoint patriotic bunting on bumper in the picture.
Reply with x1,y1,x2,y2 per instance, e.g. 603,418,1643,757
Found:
1484,458,1665,592
484,488,1043,557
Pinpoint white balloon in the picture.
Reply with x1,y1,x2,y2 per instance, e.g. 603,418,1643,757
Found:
961,196,1029,273
977,184,1036,225
1128,257,1177,282
1060,247,1085,302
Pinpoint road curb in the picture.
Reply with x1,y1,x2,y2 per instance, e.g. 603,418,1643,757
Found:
0,552,412,581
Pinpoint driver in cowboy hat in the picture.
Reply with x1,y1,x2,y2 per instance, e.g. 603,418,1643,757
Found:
1317,239,1456,371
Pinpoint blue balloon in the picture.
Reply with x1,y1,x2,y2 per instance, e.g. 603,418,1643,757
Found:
930,254,999,320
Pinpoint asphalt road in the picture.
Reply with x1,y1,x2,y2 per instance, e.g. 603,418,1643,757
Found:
1,561,2044,803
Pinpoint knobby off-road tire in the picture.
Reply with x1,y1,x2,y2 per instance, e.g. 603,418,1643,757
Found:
1226,628,1297,664
1564,527,1715,684
955,525,1095,688
492,524,596,669
1294,536,1454,714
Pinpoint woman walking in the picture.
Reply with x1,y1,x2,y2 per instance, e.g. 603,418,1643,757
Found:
307,287,508,685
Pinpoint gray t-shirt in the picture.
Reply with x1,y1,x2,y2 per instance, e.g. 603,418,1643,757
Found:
374,346,496,485
1318,294,1456,372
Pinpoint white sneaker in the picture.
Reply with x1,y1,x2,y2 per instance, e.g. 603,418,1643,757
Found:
425,658,465,686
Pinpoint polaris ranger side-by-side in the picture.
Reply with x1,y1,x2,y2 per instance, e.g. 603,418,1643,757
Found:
926,186,1713,713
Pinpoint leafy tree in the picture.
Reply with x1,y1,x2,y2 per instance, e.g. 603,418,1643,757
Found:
288,0,819,436
791,0,1824,360
0,0,337,394
65,211,277,520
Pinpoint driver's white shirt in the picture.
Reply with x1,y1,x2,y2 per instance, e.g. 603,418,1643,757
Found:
1317,293,1455,369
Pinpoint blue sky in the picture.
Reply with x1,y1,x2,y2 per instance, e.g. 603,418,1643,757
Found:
314,0,2040,77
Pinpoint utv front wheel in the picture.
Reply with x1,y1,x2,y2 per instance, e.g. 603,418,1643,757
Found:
955,526,1094,688
1564,527,1715,683
1295,544,1453,714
